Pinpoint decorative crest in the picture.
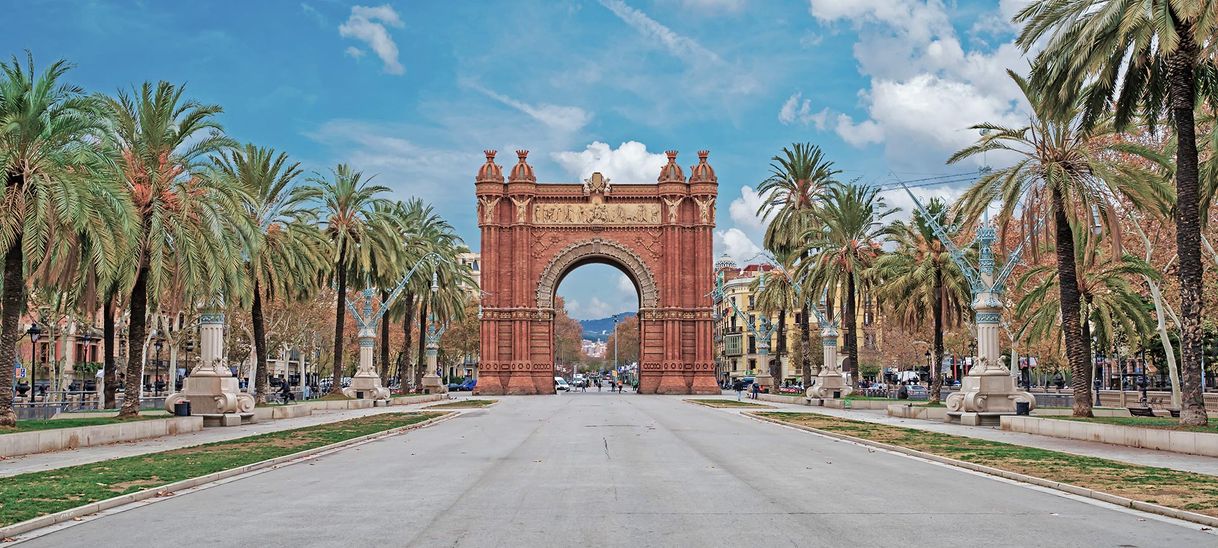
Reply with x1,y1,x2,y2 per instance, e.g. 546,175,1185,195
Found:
583,172,611,195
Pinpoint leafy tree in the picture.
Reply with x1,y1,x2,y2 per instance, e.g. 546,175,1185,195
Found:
756,143,840,389
1015,0,1216,424
605,315,640,367
310,164,388,394
0,55,133,425
873,198,971,404
951,71,1168,417
796,182,895,384
212,144,326,404
103,81,245,418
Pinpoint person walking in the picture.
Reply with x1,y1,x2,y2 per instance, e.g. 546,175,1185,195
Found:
750,382,760,400
280,380,294,403
732,379,744,401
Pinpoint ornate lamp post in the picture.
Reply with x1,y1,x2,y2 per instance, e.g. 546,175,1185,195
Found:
712,270,778,391
345,252,449,399
901,183,1034,424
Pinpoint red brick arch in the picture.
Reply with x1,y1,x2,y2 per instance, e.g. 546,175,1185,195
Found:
474,149,719,395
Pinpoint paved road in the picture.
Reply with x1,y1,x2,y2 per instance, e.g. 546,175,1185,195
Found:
21,394,1215,547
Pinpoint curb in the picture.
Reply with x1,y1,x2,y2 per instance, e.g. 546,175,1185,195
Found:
1,412,458,540
744,412,1218,529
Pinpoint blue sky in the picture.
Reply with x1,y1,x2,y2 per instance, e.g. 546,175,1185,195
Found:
6,0,1032,319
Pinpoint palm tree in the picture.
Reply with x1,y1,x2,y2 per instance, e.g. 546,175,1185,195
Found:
310,164,389,395
102,81,244,418
752,250,801,387
0,55,131,426
873,198,971,404
796,182,895,384
1014,231,1158,374
950,71,1169,417
756,143,840,388
1014,0,1216,424
212,144,326,404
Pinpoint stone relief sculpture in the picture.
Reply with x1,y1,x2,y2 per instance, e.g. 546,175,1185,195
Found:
662,196,684,223
479,196,501,224
510,196,531,223
693,197,714,224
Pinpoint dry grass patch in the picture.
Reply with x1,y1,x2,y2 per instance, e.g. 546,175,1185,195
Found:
686,399,773,408
0,412,444,527
757,412,1218,518
426,399,497,409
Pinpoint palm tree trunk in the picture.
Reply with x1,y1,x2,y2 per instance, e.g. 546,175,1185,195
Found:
400,292,416,387
773,309,786,386
1168,25,1207,426
844,276,858,383
119,263,148,418
930,263,944,404
251,279,268,405
800,302,812,387
414,299,429,388
1051,188,1093,418
103,291,117,409
379,289,390,383
0,233,25,427
330,239,348,395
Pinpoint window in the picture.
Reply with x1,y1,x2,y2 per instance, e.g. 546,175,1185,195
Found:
748,295,755,308
748,336,756,354
794,312,802,325
748,358,756,372
731,360,738,372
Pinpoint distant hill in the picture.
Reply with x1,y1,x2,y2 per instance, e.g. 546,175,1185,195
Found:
580,312,636,341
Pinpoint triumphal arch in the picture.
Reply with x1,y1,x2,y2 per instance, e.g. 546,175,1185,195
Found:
474,149,719,395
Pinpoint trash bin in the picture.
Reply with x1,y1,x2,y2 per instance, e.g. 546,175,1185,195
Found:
1015,401,1030,416
173,400,191,417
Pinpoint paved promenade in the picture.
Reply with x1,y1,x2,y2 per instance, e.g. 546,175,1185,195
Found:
17,393,1214,547
746,398,1218,476
0,398,448,478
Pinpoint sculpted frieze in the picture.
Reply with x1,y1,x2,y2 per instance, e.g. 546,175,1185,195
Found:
533,202,661,225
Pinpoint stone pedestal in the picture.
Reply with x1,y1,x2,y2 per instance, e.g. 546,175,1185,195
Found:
164,311,254,425
343,328,390,400
419,339,447,395
807,329,853,399
945,298,1034,424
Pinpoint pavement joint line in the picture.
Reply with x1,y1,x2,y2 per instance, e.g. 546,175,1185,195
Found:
742,411,1218,532
0,411,461,542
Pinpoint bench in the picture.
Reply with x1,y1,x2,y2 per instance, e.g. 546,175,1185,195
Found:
1128,406,1155,417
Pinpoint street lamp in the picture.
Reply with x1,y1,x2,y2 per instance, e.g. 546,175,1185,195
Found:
154,335,164,396
27,322,43,401
183,339,195,389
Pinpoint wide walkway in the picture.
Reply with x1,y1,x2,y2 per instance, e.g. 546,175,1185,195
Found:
18,393,1214,547
752,398,1218,476
0,398,445,478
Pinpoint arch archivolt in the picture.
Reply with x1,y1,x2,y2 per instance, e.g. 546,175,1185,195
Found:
535,238,659,309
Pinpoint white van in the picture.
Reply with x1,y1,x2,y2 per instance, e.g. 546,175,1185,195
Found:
554,377,571,391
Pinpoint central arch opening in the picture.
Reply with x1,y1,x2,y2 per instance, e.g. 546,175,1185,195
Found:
554,261,641,392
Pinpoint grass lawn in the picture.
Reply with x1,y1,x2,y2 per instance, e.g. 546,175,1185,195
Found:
1055,416,1218,433
2,414,164,434
0,412,443,527
686,399,773,408
426,399,497,409
756,412,1218,518
317,393,354,401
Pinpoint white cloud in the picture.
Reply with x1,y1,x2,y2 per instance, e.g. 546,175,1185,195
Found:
834,113,884,147
806,0,1032,170
339,4,405,75
728,185,769,233
466,82,592,135
598,0,758,96
344,46,365,59
552,141,669,183
778,92,830,129
714,227,763,263
600,0,723,66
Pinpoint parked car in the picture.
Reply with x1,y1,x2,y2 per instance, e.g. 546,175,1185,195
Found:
459,378,477,391
554,377,571,391
905,384,928,399
447,382,462,391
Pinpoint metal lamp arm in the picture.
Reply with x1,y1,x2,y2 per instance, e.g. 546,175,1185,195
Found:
900,183,982,290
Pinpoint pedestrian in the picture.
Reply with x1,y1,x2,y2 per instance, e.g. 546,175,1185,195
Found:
302,383,311,400
750,382,760,400
280,380,294,403
732,379,744,401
